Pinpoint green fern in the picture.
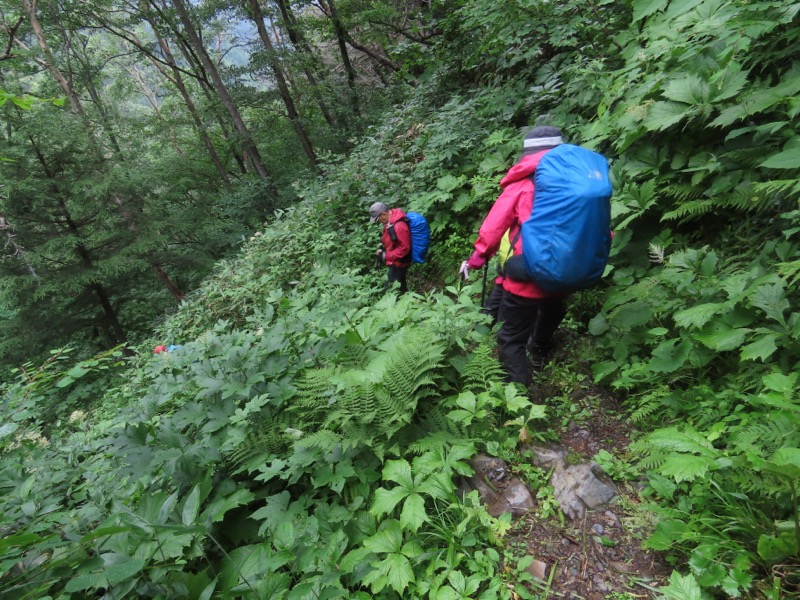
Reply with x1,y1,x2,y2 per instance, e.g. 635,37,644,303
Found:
225,413,293,473
661,199,715,222
461,340,505,393
729,414,800,456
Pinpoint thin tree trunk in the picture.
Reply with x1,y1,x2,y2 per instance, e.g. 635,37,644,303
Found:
272,0,337,128
171,0,276,192
247,0,317,167
151,32,233,187
318,0,360,116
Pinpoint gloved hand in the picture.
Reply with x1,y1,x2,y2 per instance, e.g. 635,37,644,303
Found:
459,260,470,280
374,249,385,268
466,251,486,270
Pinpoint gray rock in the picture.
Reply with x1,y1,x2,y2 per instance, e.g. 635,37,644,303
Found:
527,558,548,580
527,445,618,520
592,523,604,535
592,575,609,593
487,478,534,518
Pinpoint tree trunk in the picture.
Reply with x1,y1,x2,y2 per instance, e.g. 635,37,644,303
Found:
151,32,233,188
171,0,276,193
319,0,360,117
247,0,317,167
272,0,338,129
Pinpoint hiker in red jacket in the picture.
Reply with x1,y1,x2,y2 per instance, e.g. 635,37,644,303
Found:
460,126,568,385
369,201,412,294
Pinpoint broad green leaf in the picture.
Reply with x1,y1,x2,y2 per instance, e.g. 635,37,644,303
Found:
609,301,652,328
659,571,703,600
339,547,372,573
65,572,108,593
648,339,691,373
364,520,403,554
757,533,797,562
105,558,145,585
203,489,255,523
399,493,427,532
645,519,688,550
158,491,180,524
740,334,778,362
663,75,708,105
694,325,750,351
772,447,800,472
632,0,667,22
182,486,201,526
647,473,677,499
382,459,413,488
762,372,797,394
371,486,409,518
760,148,800,169
749,284,788,324
645,101,692,131
383,553,414,595
673,303,725,329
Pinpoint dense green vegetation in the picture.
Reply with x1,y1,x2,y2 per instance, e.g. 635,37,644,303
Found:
2,0,799,597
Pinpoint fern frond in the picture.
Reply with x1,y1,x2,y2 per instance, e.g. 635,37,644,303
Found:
225,414,293,473
752,179,800,202
729,414,800,456
662,183,705,204
661,199,714,222
461,340,505,393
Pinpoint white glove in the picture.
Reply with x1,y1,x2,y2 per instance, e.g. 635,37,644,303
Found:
459,260,470,280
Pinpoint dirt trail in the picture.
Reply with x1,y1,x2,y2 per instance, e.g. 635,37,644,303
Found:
508,341,671,599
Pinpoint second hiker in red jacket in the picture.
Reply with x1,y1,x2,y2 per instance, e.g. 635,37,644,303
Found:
461,126,569,385
369,201,412,294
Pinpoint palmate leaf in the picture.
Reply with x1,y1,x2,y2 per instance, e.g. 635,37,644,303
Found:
382,459,413,488
383,553,415,595
663,74,709,105
748,284,789,324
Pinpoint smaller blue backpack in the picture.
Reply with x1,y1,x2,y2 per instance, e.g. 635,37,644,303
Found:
404,211,431,264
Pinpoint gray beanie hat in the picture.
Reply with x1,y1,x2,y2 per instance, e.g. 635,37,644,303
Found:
521,125,563,155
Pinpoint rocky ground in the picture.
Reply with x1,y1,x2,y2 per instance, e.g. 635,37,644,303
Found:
462,336,673,599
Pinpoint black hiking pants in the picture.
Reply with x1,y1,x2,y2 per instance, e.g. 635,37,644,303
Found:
497,291,567,385
386,265,408,294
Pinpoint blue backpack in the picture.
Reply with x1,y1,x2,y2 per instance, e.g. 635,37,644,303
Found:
520,144,612,293
404,211,431,264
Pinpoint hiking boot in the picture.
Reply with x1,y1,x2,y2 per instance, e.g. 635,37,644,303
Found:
529,345,550,370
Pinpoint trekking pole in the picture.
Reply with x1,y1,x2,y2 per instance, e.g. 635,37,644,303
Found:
480,263,489,308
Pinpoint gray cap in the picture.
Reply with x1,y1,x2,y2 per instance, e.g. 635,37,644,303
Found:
368,201,388,223
522,125,563,155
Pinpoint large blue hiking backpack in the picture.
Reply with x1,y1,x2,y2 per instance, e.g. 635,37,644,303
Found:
520,144,612,293
404,211,431,263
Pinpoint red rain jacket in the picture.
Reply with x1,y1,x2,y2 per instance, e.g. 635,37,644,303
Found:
381,208,412,267
473,150,567,299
